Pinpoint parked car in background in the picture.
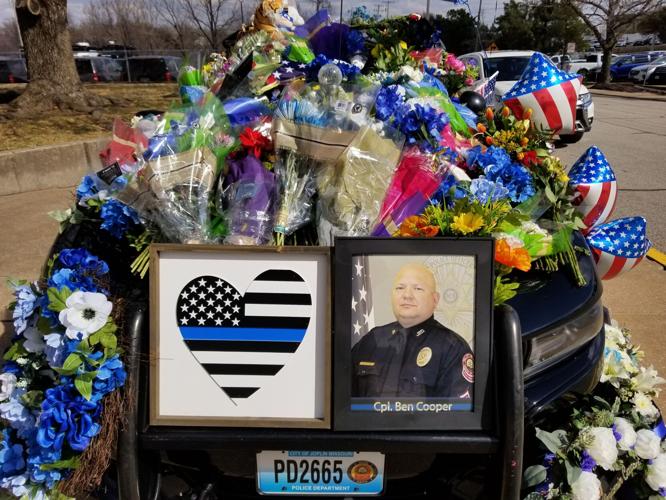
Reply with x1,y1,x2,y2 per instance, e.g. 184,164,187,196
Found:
549,54,572,69
0,57,27,83
564,53,617,80
75,55,125,82
459,50,594,143
609,52,666,80
629,55,666,84
126,56,181,82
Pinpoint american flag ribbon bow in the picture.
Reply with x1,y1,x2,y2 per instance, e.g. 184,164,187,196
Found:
502,52,582,135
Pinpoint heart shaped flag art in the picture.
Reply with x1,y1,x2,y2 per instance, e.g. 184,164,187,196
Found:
176,270,312,403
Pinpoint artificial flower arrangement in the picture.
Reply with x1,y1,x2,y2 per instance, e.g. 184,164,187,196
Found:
523,322,666,499
0,8,654,498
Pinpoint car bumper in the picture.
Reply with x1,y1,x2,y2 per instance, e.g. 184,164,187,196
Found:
575,100,594,132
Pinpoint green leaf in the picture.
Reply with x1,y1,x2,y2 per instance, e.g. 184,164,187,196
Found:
565,462,582,487
46,286,72,313
62,353,83,373
100,331,117,350
74,371,97,401
544,184,558,204
535,427,567,454
40,456,81,471
522,464,548,488
593,395,612,411
3,342,27,362
20,390,44,409
36,316,52,334
48,209,72,223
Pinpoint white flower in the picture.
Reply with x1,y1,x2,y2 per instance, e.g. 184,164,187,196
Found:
58,291,112,340
646,453,666,492
633,392,660,421
571,470,602,500
398,65,423,83
521,221,549,237
601,349,634,387
22,326,45,354
604,322,625,347
614,417,637,451
633,366,666,395
0,373,17,401
585,427,618,470
635,429,662,459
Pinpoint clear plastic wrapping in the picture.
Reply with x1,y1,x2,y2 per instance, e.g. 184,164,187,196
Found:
316,125,404,245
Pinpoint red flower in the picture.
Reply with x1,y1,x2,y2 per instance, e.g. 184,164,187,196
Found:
240,128,271,158
520,150,538,167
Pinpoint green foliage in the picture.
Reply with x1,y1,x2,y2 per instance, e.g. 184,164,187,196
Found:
40,456,81,471
535,427,568,454
494,276,520,305
523,464,548,487
48,208,85,234
74,371,97,401
46,286,72,313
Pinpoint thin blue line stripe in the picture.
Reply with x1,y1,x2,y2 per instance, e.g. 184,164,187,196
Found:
180,327,306,342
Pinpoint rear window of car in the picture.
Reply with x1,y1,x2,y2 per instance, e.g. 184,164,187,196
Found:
483,56,531,81
166,58,181,74
75,59,92,72
585,55,599,62
634,55,650,63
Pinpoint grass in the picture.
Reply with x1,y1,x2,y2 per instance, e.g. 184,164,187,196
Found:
0,83,180,152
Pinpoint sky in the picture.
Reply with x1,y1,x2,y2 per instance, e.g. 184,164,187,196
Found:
0,0,507,26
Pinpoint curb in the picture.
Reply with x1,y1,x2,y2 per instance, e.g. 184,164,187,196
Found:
0,136,110,196
590,89,666,102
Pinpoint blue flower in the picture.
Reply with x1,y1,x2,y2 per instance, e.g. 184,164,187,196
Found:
47,268,97,294
0,431,25,476
12,284,37,335
44,333,67,368
93,355,127,401
375,85,404,121
474,146,512,171
0,392,36,438
433,173,466,208
76,175,98,201
26,443,62,489
580,450,596,472
1,362,21,376
58,248,109,275
470,178,510,204
484,161,536,204
0,473,30,497
37,384,101,453
100,199,141,239
346,30,365,56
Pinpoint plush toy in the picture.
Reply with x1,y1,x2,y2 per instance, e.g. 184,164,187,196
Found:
253,0,304,33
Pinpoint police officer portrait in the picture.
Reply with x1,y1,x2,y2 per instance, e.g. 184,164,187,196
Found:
349,255,475,413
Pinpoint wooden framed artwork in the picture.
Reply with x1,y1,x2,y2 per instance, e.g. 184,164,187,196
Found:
149,244,331,428
332,237,494,431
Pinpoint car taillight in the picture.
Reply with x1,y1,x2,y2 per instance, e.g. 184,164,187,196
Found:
165,71,173,81
93,71,100,82
8,73,15,83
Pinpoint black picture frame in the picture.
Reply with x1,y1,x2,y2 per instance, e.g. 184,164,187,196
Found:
333,237,494,431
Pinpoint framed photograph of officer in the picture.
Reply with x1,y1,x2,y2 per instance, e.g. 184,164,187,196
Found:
333,237,494,431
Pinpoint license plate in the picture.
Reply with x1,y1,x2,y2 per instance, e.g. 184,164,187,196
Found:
257,451,385,496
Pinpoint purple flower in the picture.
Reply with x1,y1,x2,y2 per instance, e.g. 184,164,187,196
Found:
580,450,597,472
100,198,141,239
612,424,622,442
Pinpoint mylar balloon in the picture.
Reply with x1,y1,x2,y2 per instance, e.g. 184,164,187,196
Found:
459,91,486,115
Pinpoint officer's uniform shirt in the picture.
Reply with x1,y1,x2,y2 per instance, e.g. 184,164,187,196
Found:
351,316,474,398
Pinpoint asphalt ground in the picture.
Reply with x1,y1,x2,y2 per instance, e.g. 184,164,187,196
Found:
0,94,664,409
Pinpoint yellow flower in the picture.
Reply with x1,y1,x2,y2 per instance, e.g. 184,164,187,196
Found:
451,212,484,235
399,40,408,50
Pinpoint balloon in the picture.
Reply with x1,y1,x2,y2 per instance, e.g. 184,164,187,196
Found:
459,91,486,115
586,216,650,280
568,145,617,232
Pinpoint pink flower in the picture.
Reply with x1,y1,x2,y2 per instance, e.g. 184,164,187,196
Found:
464,77,474,86
445,54,465,74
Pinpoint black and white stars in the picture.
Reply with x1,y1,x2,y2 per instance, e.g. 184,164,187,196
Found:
176,276,242,327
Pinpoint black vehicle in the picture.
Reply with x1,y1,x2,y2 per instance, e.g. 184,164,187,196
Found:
0,57,27,83
51,219,604,499
75,56,125,82
126,56,181,82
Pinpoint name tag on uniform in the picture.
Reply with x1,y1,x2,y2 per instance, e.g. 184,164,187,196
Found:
359,361,375,367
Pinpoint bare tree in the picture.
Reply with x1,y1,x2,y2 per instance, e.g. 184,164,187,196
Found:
179,0,239,50
154,0,193,50
11,0,111,113
563,0,663,83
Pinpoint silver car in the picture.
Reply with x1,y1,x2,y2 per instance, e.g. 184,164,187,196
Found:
629,55,666,84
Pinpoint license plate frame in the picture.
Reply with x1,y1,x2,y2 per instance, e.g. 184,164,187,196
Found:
256,450,385,496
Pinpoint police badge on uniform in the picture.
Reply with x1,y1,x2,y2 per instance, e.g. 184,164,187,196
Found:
416,347,432,367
